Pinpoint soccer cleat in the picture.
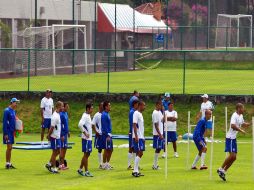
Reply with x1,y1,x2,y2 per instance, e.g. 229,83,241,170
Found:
59,164,69,170
99,165,103,169
152,165,160,170
85,171,94,177
200,165,208,170
191,166,198,170
5,164,16,169
138,172,144,177
77,169,85,176
106,164,114,170
174,152,179,158
127,165,133,170
217,169,226,181
132,172,140,177
45,163,52,172
50,168,59,174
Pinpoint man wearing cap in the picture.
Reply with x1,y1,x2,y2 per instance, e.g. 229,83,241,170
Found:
196,94,214,138
40,89,54,144
129,90,139,110
162,93,171,111
3,98,20,169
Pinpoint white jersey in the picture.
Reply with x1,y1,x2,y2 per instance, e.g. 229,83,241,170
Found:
132,111,145,139
200,101,213,121
165,110,178,131
78,112,92,140
40,97,54,119
226,112,244,139
92,112,102,134
50,111,61,139
152,110,163,135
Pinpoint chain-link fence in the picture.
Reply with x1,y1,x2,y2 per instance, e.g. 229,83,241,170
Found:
0,48,254,95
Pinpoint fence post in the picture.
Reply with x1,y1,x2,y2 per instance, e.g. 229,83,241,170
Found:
183,51,186,94
226,26,228,51
107,50,110,93
27,49,31,92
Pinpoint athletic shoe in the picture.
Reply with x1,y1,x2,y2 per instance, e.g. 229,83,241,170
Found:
138,172,144,176
200,165,208,170
132,172,140,177
161,153,166,158
45,163,51,172
59,164,69,170
191,166,198,170
152,165,160,170
5,164,16,169
127,165,133,170
85,171,94,177
77,169,85,176
99,164,103,169
107,164,114,170
174,152,179,158
50,168,59,174
217,169,226,181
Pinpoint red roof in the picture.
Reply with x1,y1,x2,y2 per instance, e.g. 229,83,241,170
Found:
135,3,154,15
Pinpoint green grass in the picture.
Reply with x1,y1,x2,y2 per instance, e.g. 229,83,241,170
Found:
1,60,254,94
0,134,254,190
1,99,253,138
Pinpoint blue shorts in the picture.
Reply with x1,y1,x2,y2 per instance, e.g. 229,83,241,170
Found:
129,133,133,149
82,139,92,153
225,138,237,153
206,121,213,129
42,118,51,129
133,138,145,152
164,131,178,142
94,135,103,150
50,138,61,150
3,132,15,144
61,135,68,148
153,135,165,150
193,137,206,151
101,134,113,150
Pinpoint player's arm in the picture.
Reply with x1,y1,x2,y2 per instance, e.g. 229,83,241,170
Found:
3,110,9,140
78,118,89,138
40,100,44,125
242,122,250,128
92,115,99,136
133,123,139,142
231,124,246,134
167,116,177,122
196,110,202,121
154,122,163,139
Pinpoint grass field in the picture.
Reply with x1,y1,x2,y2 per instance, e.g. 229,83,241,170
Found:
0,60,254,94
0,99,253,137
0,134,253,190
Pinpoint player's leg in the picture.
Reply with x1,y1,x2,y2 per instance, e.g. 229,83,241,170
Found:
152,135,161,169
127,134,134,169
5,144,13,168
41,128,45,142
171,132,178,157
83,152,90,172
133,139,145,177
153,149,161,170
200,145,208,169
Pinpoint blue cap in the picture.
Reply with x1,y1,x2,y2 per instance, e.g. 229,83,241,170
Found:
10,98,20,103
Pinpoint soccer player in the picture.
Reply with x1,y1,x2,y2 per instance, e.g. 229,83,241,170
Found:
191,110,212,170
217,103,250,181
45,101,63,174
101,101,114,170
59,102,70,170
127,99,139,170
196,94,214,138
92,102,103,169
132,100,146,177
152,101,164,170
77,103,94,177
3,98,20,169
162,92,171,111
40,89,54,144
163,102,179,158
129,90,139,110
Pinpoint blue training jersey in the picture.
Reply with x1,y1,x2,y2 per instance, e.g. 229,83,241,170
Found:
3,107,16,135
129,96,138,110
60,111,69,137
162,99,170,111
129,108,135,134
193,118,207,139
101,111,112,136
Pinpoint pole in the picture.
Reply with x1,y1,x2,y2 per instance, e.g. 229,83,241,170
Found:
72,0,75,74
52,25,56,75
107,50,110,93
166,0,169,49
209,116,215,180
195,0,197,49
133,0,136,70
225,107,228,157
183,52,186,94
114,0,117,72
165,113,168,179
207,0,210,49
27,49,31,92
237,17,240,47
226,26,228,50
94,0,97,73
186,111,191,170
252,117,254,181
34,0,38,76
